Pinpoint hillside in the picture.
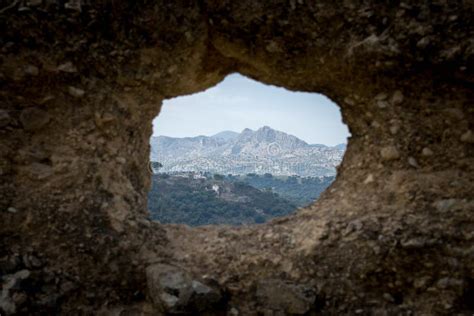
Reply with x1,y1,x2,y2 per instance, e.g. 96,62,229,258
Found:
148,173,297,226
150,126,345,177
227,173,335,207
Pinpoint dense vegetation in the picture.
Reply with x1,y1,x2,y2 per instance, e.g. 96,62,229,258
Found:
148,174,298,226
225,173,335,207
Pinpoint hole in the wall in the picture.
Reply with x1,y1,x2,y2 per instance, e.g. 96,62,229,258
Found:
147,74,350,226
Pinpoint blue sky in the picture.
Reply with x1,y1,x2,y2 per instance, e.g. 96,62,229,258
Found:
153,74,350,146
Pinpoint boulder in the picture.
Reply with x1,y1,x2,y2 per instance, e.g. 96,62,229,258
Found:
146,264,223,314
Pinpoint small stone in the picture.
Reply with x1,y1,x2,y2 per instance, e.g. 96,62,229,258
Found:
0,270,31,314
460,130,474,143
146,264,223,314
380,146,400,161
28,162,53,180
290,0,296,10
265,41,281,53
7,207,17,213
391,90,404,105
436,277,463,289
27,0,42,6
389,124,400,135
64,0,82,11
20,108,50,131
383,293,394,302
344,220,363,235
374,92,388,101
229,307,239,315
401,237,426,249
413,277,430,289
116,157,126,164
57,62,77,73
344,97,355,106
184,31,193,42
68,86,85,98
18,5,32,12
371,121,381,128
408,156,419,168
24,65,39,76
433,199,457,212
23,254,42,268
364,174,374,184
416,36,430,49
0,110,11,128
421,147,433,156
376,100,389,108
38,95,55,105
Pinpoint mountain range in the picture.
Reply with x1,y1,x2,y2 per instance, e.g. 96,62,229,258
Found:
150,126,345,177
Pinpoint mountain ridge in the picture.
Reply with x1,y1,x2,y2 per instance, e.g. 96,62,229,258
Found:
150,126,345,177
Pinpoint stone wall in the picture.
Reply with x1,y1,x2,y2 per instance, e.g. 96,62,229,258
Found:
1,1,473,314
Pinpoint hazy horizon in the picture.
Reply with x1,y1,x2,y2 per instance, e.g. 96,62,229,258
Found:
153,74,350,146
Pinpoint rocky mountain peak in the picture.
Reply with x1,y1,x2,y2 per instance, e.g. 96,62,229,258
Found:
151,127,346,177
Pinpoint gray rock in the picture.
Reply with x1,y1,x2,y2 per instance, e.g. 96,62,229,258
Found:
408,156,419,168
65,0,82,11
0,270,31,315
391,91,404,105
28,162,53,180
24,65,39,76
363,174,374,184
23,254,42,269
146,264,222,314
7,207,17,213
26,0,42,7
57,62,77,73
380,146,400,161
68,86,85,98
376,100,389,109
20,108,50,131
401,237,426,249
343,219,364,236
436,277,463,289
433,199,458,212
421,147,433,156
389,124,400,135
255,279,316,314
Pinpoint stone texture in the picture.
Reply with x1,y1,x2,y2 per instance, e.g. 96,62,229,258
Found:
19,108,50,131
255,279,317,314
146,264,223,314
380,146,400,161
0,1,473,315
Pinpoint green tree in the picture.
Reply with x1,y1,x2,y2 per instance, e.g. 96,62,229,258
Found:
213,174,224,180
150,161,163,173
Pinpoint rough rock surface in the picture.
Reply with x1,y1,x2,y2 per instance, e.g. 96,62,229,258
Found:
0,0,473,315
